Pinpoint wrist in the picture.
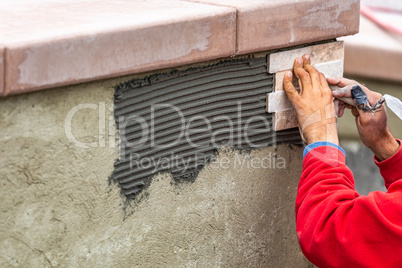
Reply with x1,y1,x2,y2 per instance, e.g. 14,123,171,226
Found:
370,132,399,161
303,123,339,145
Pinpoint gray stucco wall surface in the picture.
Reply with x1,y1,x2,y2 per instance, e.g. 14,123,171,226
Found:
0,72,310,267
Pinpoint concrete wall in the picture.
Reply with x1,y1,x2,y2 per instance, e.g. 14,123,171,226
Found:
0,75,310,267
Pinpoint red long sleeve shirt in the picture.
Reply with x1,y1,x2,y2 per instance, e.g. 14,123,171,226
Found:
296,140,402,268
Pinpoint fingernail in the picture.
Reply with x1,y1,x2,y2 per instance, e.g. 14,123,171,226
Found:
305,55,310,61
297,57,303,64
287,71,292,77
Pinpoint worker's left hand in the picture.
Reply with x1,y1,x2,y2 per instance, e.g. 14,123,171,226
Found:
327,77,399,161
283,55,339,145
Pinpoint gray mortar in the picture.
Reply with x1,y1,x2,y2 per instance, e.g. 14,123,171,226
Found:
112,56,302,199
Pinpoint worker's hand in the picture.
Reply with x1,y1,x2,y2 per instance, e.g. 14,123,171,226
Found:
327,77,399,161
283,55,339,145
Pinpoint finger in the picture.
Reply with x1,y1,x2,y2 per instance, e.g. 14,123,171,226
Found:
344,103,354,110
354,84,383,108
283,71,300,104
302,55,321,89
338,106,345,118
352,106,365,131
326,77,357,87
319,72,328,87
326,77,342,85
351,85,382,111
337,100,354,110
319,72,332,96
351,107,359,117
336,101,346,118
367,91,383,107
338,105,345,117
352,90,387,129
293,57,312,93
334,99,341,117
351,95,366,118
328,78,375,104
351,96,376,128
354,114,362,131
332,85,353,98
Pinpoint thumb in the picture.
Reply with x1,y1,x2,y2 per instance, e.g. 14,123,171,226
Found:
351,91,370,128
351,107,359,118
351,106,365,131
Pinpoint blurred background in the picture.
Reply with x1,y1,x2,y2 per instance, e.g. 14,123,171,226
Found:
339,0,402,195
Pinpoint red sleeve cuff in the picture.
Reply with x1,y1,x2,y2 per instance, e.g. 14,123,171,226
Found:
374,139,402,188
303,145,346,167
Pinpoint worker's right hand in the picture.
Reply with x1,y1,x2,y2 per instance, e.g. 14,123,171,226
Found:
283,55,339,146
327,77,399,161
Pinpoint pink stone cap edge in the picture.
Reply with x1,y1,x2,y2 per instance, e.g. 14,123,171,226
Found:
186,0,360,54
0,0,360,96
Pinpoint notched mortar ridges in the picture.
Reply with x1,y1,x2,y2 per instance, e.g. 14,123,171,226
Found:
112,55,305,205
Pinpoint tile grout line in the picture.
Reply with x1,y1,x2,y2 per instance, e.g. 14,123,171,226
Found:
2,47,5,96
234,8,239,55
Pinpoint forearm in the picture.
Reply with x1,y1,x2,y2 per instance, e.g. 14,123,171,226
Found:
296,145,356,266
296,144,402,268
302,119,339,146
374,139,402,189
284,57,402,267
369,131,399,161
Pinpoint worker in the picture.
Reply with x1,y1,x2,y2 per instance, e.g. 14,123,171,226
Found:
283,55,402,268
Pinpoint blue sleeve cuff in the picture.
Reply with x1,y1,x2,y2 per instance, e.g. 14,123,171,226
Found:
303,141,346,158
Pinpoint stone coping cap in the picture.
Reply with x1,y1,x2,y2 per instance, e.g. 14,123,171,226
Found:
0,0,359,96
